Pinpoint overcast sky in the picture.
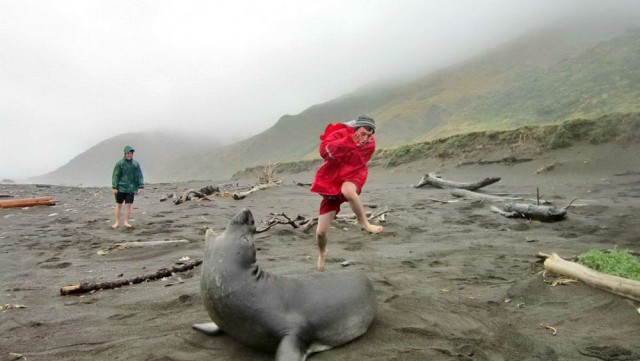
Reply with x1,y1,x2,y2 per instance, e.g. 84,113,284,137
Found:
2,0,640,180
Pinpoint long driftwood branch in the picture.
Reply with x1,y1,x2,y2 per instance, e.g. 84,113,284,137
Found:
491,203,566,222
451,189,523,202
414,172,500,190
60,259,203,296
233,181,283,200
543,252,640,302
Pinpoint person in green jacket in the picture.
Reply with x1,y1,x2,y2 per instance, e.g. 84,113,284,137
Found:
111,145,144,229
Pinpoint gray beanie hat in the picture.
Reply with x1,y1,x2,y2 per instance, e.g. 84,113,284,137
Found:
354,114,375,132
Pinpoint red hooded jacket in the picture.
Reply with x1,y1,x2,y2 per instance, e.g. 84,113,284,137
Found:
310,123,376,196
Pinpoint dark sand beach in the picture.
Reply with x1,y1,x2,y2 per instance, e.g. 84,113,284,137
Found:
2,142,640,361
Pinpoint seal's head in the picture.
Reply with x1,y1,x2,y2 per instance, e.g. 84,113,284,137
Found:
205,208,257,268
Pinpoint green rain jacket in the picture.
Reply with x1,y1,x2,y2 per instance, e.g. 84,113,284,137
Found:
112,150,144,193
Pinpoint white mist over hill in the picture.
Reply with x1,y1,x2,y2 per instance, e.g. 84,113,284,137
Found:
2,0,640,179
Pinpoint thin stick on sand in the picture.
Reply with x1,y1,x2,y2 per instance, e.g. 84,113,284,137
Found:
60,259,203,296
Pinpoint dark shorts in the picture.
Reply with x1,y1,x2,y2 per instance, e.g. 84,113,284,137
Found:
115,192,134,204
318,183,362,215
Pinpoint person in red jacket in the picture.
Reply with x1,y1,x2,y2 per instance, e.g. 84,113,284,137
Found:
310,114,383,271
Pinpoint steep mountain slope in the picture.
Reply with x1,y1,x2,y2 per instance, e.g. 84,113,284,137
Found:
374,26,640,144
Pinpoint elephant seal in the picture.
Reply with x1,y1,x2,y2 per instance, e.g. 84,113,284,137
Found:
193,208,376,360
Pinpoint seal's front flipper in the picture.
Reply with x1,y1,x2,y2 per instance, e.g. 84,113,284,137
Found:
192,322,224,336
275,334,307,361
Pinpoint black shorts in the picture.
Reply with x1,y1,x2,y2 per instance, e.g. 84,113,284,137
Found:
115,192,134,204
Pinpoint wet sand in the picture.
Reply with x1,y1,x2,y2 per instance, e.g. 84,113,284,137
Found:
2,142,640,361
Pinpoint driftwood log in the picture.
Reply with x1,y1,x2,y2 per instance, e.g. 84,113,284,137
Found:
452,189,553,206
0,197,56,208
543,252,640,302
233,181,283,200
415,172,500,190
451,189,522,202
174,189,213,205
491,203,566,222
60,259,203,296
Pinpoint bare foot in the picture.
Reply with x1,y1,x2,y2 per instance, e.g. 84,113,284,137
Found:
111,223,119,229
317,249,328,272
362,223,383,234
124,223,133,229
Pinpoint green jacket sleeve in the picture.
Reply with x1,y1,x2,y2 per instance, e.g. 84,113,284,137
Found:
136,163,145,189
112,161,121,189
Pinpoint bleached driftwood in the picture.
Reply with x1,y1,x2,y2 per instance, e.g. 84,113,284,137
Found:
233,181,283,200
254,163,281,184
451,189,522,202
543,252,640,302
414,172,500,190
60,259,203,296
491,202,566,222
111,240,190,249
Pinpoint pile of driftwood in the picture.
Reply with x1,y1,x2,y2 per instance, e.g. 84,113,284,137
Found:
233,163,283,200
414,172,567,222
172,186,219,205
0,196,56,208
255,207,388,233
169,164,286,204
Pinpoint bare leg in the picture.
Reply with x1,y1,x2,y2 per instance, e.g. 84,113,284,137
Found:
342,182,383,234
124,203,133,228
315,211,335,271
112,203,122,229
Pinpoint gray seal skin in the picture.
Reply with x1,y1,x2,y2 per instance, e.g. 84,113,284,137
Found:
193,208,376,361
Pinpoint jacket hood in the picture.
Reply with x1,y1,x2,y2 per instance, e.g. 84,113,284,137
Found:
124,145,135,153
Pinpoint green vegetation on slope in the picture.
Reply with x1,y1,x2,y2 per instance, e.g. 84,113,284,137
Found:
392,28,640,144
578,249,640,281
234,112,640,176
473,29,640,128
379,112,640,166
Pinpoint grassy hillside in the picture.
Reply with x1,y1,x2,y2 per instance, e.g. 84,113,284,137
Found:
379,28,640,144
378,112,640,167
